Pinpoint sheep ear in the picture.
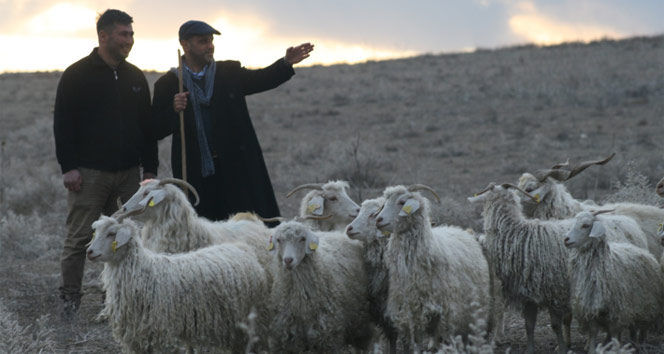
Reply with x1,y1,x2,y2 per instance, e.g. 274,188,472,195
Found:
306,231,319,254
114,226,132,249
399,198,420,216
589,221,606,238
267,235,275,252
306,195,325,216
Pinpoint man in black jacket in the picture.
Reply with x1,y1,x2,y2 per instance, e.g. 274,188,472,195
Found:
152,20,313,221
53,9,157,320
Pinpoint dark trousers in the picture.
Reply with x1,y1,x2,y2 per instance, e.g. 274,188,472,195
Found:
59,167,140,300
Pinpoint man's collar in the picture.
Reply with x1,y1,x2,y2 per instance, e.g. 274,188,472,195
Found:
184,63,208,78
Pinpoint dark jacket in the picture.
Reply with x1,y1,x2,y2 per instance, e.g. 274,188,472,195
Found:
152,58,294,220
54,48,158,174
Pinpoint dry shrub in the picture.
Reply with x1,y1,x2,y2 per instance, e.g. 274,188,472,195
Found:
0,211,61,260
603,162,660,205
0,302,55,353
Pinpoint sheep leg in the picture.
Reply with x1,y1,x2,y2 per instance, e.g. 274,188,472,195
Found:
522,302,538,354
548,309,568,354
587,322,599,354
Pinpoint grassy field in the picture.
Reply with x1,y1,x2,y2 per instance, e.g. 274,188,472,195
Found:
1,34,663,353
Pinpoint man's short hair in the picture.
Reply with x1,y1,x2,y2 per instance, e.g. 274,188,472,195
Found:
96,9,133,34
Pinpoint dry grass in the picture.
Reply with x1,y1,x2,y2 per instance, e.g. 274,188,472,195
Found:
1,35,664,353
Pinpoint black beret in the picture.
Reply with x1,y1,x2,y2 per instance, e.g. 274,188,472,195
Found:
178,20,221,40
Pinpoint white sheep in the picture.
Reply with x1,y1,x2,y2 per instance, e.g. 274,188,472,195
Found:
286,180,361,231
468,182,574,354
116,178,273,268
518,155,664,258
345,197,398,354
86,215,270,354
267,220,373,353
564,210,664,354
376,185,491,352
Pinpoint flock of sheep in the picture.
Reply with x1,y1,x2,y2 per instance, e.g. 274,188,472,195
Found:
84,153,664,354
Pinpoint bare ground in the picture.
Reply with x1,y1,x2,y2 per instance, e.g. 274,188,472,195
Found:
1,34,663,353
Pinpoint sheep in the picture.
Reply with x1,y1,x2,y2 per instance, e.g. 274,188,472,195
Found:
267,220,373,353
115,178,273,269
376,184,491,352
286,180,361,231
564,210,664,354
468,182,574,354
518,154,664,258
86,215,270,354
345,197,398,354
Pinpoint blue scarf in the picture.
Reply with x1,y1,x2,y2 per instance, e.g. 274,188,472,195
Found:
170,60,217,177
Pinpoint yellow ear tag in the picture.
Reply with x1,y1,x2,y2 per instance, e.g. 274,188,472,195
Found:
268,242,274,250
91,232,95,241
474,193,478,197
534,194,541,203
149,200,155,207
658,223,663,233
309,243,318,251
382,231,391,236
112,240,118,253
307,204,320,214
402,205,413,215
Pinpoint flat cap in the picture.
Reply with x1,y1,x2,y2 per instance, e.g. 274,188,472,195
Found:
179,20,220,40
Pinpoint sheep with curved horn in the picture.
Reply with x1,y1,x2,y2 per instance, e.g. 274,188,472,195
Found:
518,153,664,259
287,180,361,231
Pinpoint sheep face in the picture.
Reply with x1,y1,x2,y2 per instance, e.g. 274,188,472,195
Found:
87,216,134,263
346,198,387,242
375,186,425,234
117,179,175,220
269,222,319,270
517,173,549,207
564,211,605,248
300,181,360,222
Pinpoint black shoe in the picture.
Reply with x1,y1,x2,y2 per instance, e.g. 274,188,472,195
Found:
61,299,80,322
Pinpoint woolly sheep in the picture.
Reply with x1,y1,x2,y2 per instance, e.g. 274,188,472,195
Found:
468,183,573,354
267,220,372,353
345,197,398,354
116,178,273,269
517,155,664,258
564,210,664,354
376,185,491,352
287,180,361,231
86,215,270,354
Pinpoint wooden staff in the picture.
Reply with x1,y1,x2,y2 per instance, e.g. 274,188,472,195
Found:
177,49,187,182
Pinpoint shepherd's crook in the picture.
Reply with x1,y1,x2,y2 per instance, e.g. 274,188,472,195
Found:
177,49,187,182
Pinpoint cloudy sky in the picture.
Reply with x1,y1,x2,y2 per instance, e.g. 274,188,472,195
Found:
1,0,662,72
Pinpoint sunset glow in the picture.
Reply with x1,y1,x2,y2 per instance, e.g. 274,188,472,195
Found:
0,0,660,73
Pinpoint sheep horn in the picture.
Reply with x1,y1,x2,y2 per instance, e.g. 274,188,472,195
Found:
533,169,572,182
407,184,441,203
550,159,570,170
158,178,200,206
567,152,616,180
116,197,124,210
473,182,496,196
592,209,615,216
257,215,287,224
110,197,126,218
301,214,334,221
286,183,324,198
500,183,539,202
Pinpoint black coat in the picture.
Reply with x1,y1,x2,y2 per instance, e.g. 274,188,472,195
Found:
152,58,294,221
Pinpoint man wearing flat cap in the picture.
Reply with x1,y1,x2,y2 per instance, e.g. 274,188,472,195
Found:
152,20,314,221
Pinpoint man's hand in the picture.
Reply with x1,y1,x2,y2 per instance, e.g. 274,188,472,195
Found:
173,92,190,113
63,169,82,192
285,43,315,65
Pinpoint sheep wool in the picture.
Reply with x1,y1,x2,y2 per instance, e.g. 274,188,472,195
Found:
379,186,490,350
90,216,269,354
268,222,372,353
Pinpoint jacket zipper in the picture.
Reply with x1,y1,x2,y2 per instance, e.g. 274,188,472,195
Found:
114,70,118,80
